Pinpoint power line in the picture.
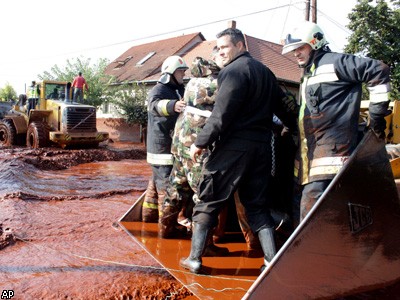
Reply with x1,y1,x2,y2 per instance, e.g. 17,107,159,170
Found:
0,2,304,65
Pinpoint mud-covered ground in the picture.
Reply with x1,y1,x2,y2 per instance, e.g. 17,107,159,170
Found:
1,141,399,300
0,142,192,300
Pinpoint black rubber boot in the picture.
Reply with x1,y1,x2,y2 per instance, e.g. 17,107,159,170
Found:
158,204,185,239
258,227,277,273
180,222,210,274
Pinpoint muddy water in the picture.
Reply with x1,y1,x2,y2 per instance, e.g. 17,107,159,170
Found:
0,145,399,300
0,147,192,300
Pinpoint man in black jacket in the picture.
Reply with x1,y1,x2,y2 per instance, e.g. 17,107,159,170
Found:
180,28,296,274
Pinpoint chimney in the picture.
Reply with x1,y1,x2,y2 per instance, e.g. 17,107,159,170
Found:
227,20,236,29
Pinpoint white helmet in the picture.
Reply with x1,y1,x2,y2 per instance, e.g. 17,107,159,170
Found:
282,21,328,55
161,56,188,74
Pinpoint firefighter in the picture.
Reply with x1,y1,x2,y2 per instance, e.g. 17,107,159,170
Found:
281,21,391,225
142,55,188,238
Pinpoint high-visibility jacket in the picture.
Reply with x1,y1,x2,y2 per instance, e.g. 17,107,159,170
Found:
27,85,38,99
146,81,184,165
295,49,391,185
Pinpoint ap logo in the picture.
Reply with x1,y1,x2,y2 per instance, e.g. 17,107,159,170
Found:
1,290,14,299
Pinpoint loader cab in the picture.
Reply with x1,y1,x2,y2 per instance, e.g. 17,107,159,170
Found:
44,82,69,102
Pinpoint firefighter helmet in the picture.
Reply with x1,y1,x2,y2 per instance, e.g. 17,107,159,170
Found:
282,21,328,55
161,56,188,74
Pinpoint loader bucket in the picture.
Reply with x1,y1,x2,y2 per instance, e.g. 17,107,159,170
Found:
244,130,400,299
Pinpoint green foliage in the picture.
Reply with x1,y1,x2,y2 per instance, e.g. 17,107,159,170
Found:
38,56,113,108
109,82,148,126
345,0,400,99
0,83,18,101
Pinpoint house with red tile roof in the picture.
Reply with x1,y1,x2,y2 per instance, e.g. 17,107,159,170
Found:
104,21,301,90
100,21,301,142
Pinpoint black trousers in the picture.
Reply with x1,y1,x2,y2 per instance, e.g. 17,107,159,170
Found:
192,137,275,233
27,98,38,113
151,164,173,197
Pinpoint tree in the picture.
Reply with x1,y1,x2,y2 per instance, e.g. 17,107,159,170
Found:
0,83,17,101
38,56,113,108
39,56,149,130
109,82,148,126
345,0,400,99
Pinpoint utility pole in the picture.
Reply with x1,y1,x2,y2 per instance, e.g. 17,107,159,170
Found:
305,0,310,21
305,0,317,23
311,0,317,23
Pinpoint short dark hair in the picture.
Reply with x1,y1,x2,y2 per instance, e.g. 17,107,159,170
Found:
78,72,82,76
216,28,247,48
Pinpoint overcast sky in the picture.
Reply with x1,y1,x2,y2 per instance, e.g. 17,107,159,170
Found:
0,0,357,95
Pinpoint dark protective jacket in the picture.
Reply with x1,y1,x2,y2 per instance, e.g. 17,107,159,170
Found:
195,51,295,149
146,81,184,165
295,49,391,184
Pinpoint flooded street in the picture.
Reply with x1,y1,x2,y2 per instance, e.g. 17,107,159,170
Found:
0,144,191,299
0,143,399,299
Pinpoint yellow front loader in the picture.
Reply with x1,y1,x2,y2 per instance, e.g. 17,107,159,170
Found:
0,80,108,148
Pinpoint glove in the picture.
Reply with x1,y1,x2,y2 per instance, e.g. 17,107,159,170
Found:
369,117,386,140
282,93,299,116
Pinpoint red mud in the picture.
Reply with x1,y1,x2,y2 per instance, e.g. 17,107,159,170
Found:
0,142,399,299
0,142,192,300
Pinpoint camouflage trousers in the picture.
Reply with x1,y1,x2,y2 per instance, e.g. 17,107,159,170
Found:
165,153,205,212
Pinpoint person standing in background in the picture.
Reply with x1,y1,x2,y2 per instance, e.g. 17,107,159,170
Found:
27,81,39,114
71,72,89,103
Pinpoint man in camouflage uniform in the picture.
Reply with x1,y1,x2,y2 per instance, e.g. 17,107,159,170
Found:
162,55,230,255
169,56,219,222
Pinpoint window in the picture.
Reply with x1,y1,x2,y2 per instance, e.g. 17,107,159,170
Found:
136,52,156,66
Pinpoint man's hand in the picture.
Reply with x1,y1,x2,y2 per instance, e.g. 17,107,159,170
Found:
282,94,299,115
174,100,186,113
190,144,203,161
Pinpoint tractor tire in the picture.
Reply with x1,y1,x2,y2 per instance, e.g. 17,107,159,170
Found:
26,121,49,148
0,119,18,146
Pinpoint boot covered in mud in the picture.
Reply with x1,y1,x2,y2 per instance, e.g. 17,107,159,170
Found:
234,193,261,250
212,205,228,243
180,222,211,274
242,228,261,250
158,203,186,239
142,179,159,223
258,227,277,273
